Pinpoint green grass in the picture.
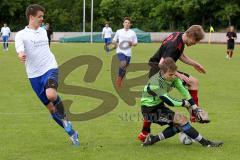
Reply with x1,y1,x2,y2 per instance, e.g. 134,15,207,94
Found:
0,43,240,160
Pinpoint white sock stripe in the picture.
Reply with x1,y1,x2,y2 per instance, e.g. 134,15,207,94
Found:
194,134,203,141
158,133,165,140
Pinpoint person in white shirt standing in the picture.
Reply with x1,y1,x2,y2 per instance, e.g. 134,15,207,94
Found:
112,17,138,88
102,22,113,53
15,4,80,146
0,23,11,51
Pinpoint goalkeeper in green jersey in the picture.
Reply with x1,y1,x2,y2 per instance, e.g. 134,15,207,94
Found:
139,57,222,147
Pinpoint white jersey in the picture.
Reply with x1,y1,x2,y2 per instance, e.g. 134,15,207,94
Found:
113,28,137,57
102,27,113,38
1,27,11,36
15,26,57,78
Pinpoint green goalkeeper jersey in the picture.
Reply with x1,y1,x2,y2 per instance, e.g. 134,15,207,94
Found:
141,72,191,107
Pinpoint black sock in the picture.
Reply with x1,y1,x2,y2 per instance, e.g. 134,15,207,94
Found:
181,123,199,139
199,137,210,145
162,126,179,139
154,126,179,143
152,135,160,143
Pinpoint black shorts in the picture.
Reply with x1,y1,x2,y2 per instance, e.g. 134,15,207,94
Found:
227,42,235,50
141,103,175,126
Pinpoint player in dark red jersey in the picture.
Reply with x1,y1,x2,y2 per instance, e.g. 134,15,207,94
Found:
138,25,206,142
226,26,237,59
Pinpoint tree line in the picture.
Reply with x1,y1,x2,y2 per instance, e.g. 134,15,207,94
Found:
0,0,239,32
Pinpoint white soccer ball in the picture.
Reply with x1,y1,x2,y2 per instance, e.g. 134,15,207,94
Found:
179,132,194,145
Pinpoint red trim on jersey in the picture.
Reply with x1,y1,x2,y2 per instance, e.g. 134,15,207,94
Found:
162,34,174,45
171,32,180,42
177,42,183,50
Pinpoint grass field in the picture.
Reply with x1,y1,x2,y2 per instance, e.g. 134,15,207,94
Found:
0,43,240,160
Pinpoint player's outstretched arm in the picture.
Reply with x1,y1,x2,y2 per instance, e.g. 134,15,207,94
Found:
175,72,190,84
180,53,206,74
174,78,192,99
159,94,188,107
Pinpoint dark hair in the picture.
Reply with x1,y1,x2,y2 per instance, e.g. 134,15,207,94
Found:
123,17,131,23
159,57,177,73
25,4,45,20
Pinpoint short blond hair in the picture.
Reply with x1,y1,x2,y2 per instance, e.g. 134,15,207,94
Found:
185,25,205,41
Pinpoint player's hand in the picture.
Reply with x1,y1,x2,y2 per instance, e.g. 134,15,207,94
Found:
176,72,190,84
128,41,133,46
190,105,210,123
18,52,27,63
129,41,137,47
193,63,206,74
112,43,118,49
182,100,197,122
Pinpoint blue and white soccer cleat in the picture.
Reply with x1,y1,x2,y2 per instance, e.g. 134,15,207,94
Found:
62,120,80,146
70,131,80,146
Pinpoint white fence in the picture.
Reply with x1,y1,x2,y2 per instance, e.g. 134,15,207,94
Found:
3,32,240,43
150,32,240,43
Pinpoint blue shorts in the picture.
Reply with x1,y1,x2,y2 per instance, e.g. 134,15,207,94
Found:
2,36,9,42
29,69,58,106
104,38,111,44
117,53,131,64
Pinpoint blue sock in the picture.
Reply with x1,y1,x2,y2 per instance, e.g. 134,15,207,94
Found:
63,120,75,136
67,128,75,136
52,96,75,136
106,45,110,52
51,113,75,136
51,112,64,128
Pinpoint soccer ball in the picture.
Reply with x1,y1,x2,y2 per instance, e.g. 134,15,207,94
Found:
178,132,194,145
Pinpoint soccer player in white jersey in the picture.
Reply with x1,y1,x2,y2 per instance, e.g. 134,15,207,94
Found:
0,23,11,51
112,17,138,88
102,22,113,53
15,4,80,146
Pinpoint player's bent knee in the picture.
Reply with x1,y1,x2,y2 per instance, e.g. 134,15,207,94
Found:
189,76,199,87
46,88,57,101
173,113,188,126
